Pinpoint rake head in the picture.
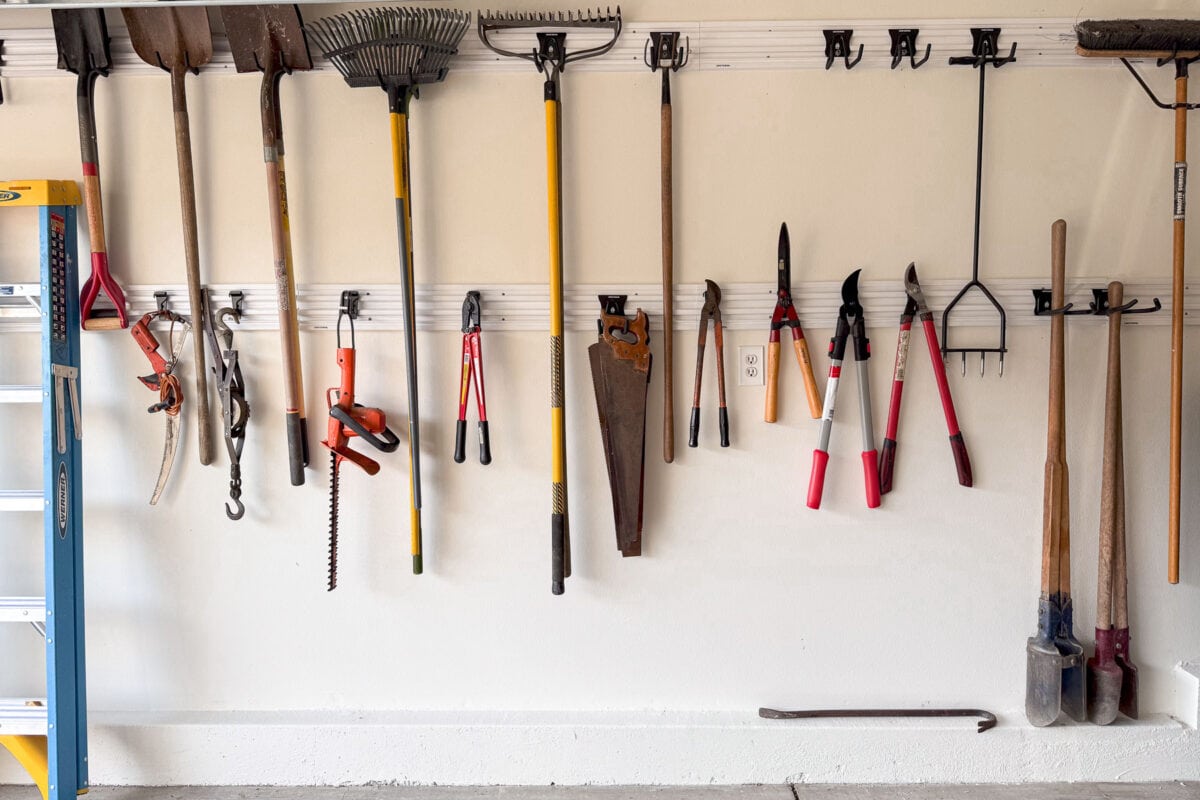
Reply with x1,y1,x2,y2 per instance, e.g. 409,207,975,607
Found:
304,7,470,90
478,7,621,68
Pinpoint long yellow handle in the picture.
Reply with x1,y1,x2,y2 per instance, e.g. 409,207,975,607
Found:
547,91,570,593
1169,73,1188,584
764,341,780,422
0,735,49,800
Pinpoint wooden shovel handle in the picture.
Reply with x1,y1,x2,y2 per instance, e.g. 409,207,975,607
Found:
1097,281,1123,625
1169,73,1188,584
1042,219,1068,596
171,66,214,466
661,101,674,463
1112,285,1130,629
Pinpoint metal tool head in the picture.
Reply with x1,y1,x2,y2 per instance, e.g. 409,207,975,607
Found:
1087,628,1124,725
701,279,721,320
461,290,482,333
1115,628,1139,719
122,7,214,74
220,4,313,75
903,263,931,315
478,7,622,70
1056,596,1087,722
51,9,112,76
305,7,470,90
1026,597,1064,727
841,268,862,311
776,222,791,296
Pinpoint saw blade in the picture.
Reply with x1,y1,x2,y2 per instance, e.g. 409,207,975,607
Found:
328,451,340,591
150,412,182,505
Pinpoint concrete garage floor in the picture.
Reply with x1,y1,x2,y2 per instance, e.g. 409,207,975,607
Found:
1,787,1199,799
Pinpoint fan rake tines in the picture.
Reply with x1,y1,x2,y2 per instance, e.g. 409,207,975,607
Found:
304,7,470,89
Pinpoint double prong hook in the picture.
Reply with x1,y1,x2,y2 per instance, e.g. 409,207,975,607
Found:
824,29,863,70
644,31,689,72
889,28,930,70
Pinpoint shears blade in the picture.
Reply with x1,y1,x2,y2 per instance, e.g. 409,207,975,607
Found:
150,412,182,505
777,223,791,295
903,263,930,316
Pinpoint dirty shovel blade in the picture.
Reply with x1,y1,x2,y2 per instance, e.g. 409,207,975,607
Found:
51,9,111,74
219,4,312,74
1026,636,1064,727
1087,628,1123,725
1055,596,1087,722
122,7,213,71
1116,628,1139,719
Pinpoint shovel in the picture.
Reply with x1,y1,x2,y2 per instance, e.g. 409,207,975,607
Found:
122,6,215,465
219,4,312,486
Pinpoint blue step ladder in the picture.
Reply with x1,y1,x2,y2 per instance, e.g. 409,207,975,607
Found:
0,180,88,799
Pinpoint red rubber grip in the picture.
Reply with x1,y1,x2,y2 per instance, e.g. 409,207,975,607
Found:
807,449,829,509
862,450,881,508
949,432,973,487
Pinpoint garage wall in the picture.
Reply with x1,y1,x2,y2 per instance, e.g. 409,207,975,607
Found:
2,0,1200,785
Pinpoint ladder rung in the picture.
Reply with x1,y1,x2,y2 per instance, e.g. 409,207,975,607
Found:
0,385,41,404
0,490,45,512
0,698,48,736
0,597,45,623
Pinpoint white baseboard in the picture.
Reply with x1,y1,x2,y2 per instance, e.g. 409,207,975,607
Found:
3,709,1200,786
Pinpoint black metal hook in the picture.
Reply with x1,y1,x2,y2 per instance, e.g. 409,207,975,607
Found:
1032,288,1091,317
824,29,863,71
644,31,689,72
155,291,171,313
948,28,1017,68
1090,287,1163,316
1117,57,1200,111
889,28,930,70
228,290,245,316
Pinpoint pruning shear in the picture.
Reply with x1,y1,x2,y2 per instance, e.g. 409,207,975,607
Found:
131,309,190,505
203,294,250,520
454,291,492,465
879,264,973,494
808,269,880,510
766,223,822,422
690,279,728,448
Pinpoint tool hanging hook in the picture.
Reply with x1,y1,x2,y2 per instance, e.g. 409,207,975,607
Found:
824,29,863,70
889,28,931,69
644,31,689,71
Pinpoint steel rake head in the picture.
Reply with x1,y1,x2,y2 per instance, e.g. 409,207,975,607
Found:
304,7,470,90
477,7,621,69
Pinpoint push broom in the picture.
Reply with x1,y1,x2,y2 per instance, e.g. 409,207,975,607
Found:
305,7,470,574
478,8,622,595
1076,20,1200,584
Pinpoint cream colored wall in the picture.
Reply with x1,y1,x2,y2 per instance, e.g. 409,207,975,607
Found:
2,0,1200,782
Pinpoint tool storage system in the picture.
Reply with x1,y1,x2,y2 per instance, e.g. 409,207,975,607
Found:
0,180,88,800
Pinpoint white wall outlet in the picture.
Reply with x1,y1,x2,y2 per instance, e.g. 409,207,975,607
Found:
738,345,764,386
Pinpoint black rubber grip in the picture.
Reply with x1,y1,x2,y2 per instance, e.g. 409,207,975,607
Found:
719,407,729,448
688,407,700,448
552,514,565,595
286,412,307,486
949,432,973,487
330,405,401,453
479,421,492,465
454,420,467,463
879,437,897,495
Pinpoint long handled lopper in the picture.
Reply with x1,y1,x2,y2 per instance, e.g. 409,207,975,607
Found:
479,8,622,594
220,4,313,487
1088,281,1140,724
689,280,728,448
455,291,491,465
51,9,128,331
122,7,216,465
879,263,972,494
322,292,400,591
808,269,879,510
1075,20,1200,584
765,223,821,422
306,7,470,574
1026,219,1085,727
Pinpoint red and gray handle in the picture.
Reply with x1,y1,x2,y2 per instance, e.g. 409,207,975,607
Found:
920,313,972,487
454,330,491,465
879,313,912,494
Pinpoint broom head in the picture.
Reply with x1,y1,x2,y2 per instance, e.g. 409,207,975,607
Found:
1077,19,1200,58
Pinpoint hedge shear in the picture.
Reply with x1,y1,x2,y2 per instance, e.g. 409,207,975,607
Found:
879,263,973,494
131,309,190,505
454,290,492,465
808,269,880,510
766,222,822,422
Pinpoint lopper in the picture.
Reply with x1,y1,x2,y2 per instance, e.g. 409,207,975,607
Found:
808,269,880,510
689,279,728,448
454,291,491,466
879,264,973,494
765,223,822,422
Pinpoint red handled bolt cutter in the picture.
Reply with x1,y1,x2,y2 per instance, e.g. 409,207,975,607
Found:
454,291,491,465
808,269,880,510
879,263,973,494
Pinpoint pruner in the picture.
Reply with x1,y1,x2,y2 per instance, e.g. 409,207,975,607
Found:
808,269,880,510
455,290,491,465
690,279,728,448
131,309,191,505
766,223,822,422
203,294,250,521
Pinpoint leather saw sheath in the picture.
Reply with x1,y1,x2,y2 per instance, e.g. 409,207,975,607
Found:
588,298,652,557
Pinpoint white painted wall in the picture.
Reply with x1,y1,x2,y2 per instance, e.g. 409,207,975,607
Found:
3,0,1200,785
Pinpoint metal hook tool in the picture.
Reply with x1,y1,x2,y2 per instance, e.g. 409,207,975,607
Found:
203,292,250,521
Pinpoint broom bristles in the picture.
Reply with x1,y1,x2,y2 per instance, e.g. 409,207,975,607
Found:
305,7,470,89
1077,19,1200,53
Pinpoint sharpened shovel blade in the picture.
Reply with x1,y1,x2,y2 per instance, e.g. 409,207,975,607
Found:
1026,635,1064,727
220,4,312,74
122,7,213,72
51,9,112,74
1088,627,1122,725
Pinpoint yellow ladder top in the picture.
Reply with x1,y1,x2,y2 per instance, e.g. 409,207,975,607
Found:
0,181,81,208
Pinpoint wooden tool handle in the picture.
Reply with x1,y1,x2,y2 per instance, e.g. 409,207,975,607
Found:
793,337,823,419
661,101,674,463
81,174,107,254
1114,385,1130,629
1041,219,1068,596
171,67,214,466
1169,73,1188,584
764,340,781,422
1097,281,1124,626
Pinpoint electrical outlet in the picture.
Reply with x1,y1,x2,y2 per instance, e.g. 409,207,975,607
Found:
739,345,764,386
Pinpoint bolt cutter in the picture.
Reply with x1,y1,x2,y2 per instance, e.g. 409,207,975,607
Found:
689,279,728,448
766,222,822,422
808,269,880,510
455,290,492,465
879,263,973,494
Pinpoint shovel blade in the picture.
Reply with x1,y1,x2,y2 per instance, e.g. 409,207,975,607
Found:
122,7,213,71
51,9,112,74
1116,628,1139,719
1026,635,1064,727
220,4,312,74
1056,597,1087,722
1088,628,1122,724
